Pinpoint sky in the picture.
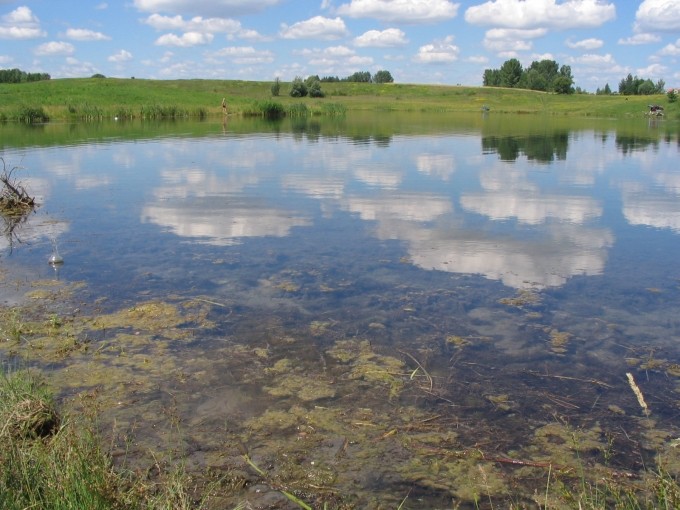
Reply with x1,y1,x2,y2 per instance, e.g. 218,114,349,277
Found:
0,0,678,91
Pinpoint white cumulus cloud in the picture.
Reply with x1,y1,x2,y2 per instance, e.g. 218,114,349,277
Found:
155,31,214,46
465,0,615,30
143,14,242,34
634,0,680,32
108,49,133,62
566,38,603,50
618,33,661,45
659,38,680,56
0,6,46,39
34,41,75,56
354,28,407,47
280,16,348,40
414,35,459,64
66,28,111,41
337,0,459,23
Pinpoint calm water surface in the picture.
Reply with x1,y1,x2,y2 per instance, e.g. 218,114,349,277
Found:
1,113,679,507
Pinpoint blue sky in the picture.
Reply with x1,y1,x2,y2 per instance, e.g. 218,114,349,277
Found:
0,0,678,91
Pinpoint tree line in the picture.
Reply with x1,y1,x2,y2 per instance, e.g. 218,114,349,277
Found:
596,74,666,96
317,70,394,84
483,59,574,94
0,68,51,83
271,70,395,98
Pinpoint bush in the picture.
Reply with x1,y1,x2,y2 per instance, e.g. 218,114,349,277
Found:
271,77,281,97
289,76,308,98
307,80,325,98
668,90,678,103
16,105,49,123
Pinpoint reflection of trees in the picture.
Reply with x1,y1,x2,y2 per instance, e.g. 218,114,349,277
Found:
349,135,393,147
482,133,568,162
291,118,321,142
615,135,659,155
1,213,31,254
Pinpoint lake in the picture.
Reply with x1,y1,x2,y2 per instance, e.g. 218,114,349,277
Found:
1,112,679,508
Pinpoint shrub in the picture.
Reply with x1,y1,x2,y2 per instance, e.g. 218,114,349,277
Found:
271,77,281,97
290,76,308,98
308,79,325,98
16,105,49,123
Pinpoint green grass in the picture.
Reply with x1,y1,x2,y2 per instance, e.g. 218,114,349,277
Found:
0,367,216,510
0,77,676,122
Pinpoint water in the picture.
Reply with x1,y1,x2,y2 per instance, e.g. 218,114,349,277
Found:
1,113,679,507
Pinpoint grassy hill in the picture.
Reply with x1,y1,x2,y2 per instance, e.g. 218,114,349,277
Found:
0,77,675,121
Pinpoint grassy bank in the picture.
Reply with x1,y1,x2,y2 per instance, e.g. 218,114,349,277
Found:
0,77,676,122
0,367,217,510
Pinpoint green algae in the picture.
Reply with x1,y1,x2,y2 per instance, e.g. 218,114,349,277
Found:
327,339,405,399
548,328,572,354
486,393,513,411
498,288,541,308
446,335,469,348
265,373,336,401
2,276,680,507
401,452,509,502
309,320,332,336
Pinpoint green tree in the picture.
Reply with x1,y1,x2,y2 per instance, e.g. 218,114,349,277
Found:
553,65,574,94
373,70,394,83
524,69,548,91
637,79,656,95
0,67,50,83
654,79,665,94
499,58,523,88
553,75,574,94
345,71,372,82
526,59,559,91
619,73,643,95
483,69,501,86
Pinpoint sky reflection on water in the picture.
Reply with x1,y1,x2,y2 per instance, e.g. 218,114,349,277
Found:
1,117,679,294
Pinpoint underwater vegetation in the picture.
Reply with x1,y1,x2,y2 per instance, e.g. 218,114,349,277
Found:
1,275,679,509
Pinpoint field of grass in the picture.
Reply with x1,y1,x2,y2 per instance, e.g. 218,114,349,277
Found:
0,77,675,122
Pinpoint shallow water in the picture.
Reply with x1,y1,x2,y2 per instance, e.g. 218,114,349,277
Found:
1,113,680,507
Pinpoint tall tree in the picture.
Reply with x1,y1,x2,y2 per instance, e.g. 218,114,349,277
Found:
483,69,501,86
499,58,523,88
373,70,394,83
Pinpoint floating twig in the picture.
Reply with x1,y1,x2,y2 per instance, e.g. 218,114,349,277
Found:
626,372,650,416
